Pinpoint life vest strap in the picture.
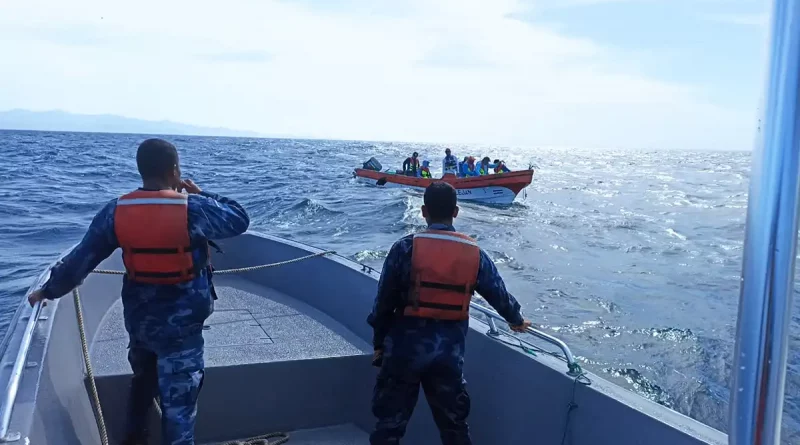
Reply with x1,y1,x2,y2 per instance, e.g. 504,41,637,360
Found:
129,246,193,254
419,281,470,293
413,301,465,311
132,269,196,279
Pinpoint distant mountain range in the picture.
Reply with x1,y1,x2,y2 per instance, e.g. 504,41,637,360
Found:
0,109,262,138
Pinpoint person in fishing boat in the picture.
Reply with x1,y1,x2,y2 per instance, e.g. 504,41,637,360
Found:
420,160,432,178
402,152,420,176
478,157,493,175
461,156,479,177
458,156,469,178
457,156,468,177
367,182,532,445
493,159,510,174
27,138,250,445
442,148,459,177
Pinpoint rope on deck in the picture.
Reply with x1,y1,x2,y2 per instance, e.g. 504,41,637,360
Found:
73,287,109,445
76,250,335,445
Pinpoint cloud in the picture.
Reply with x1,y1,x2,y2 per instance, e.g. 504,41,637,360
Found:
196,51,273,63
703,12,768,26
0,0,758,150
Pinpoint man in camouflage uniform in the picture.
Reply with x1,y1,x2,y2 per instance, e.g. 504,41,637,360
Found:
28,138,250,445
367,182,531,445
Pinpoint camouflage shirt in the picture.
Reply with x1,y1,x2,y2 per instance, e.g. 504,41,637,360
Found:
367,223,525,349
41,189,250,350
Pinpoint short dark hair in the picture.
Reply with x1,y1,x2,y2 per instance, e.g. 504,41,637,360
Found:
136,138,178,180
424,182,457,220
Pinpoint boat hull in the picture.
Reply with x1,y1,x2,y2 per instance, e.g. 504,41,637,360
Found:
1,232,727,445
354,169,533,206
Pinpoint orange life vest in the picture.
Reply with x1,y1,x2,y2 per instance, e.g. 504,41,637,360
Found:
404,230,480,320
114,189,198,285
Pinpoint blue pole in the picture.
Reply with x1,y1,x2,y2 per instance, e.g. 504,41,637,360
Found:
730,1,800,443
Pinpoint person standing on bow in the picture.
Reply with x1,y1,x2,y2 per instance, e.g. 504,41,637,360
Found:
402,152,421,177
442,148,459,177
28,138,250,445
367,182,531,445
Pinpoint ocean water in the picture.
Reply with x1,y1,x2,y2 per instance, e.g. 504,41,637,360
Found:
0,130,798,442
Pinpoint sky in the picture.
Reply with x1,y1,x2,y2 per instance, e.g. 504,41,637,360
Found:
0,0,770,150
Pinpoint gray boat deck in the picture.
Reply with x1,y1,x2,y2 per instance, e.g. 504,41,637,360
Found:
92,275,372,375
206,423,369,445
89,275,376,443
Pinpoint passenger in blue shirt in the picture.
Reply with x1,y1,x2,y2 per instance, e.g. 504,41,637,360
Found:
28,138,250,445
367,182,531,445
477,157,493,175
460,157,479,177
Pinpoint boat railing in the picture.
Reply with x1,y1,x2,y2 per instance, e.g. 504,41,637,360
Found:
0,300,44,442
468,302,582,377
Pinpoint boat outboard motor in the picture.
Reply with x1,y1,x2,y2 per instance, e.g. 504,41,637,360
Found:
363,157,382,171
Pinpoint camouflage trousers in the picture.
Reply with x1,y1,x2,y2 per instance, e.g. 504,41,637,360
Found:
370,354,472,445
125,342,205,445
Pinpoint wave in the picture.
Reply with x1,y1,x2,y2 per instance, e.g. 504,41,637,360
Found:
353,249,389,263
604,367,675,408
484,250,525,271
287,197,343,215
631,326,696,343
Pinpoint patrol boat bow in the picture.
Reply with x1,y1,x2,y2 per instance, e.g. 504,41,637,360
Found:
1,232,726,444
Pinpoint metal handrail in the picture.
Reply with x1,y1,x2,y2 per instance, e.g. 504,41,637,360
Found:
469,302,582,376
0,300,43,442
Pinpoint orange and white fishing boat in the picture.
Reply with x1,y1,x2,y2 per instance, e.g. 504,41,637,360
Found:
353,166,534,206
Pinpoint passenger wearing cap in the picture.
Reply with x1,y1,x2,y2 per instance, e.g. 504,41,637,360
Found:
442,148,459,177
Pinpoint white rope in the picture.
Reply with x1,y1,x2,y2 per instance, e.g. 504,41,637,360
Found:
92,250,335,275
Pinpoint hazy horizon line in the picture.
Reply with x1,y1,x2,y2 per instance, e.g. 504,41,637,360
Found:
0,109,753,152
